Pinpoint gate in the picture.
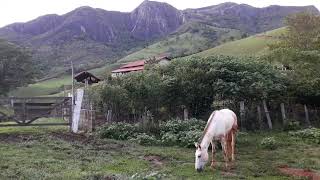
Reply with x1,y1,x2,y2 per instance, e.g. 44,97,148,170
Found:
0,97,72,127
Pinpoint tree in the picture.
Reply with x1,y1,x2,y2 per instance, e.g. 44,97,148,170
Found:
92,56,287,120
241,33,248,39
267,12,320,105
0,40,36,95
159,56,287,117
281,12,320,50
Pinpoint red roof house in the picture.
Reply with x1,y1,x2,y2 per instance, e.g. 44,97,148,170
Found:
111,56,171,77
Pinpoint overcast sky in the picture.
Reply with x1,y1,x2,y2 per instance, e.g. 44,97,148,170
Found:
0,0,319,27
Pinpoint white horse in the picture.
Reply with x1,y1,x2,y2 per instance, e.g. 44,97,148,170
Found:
195,109,238,172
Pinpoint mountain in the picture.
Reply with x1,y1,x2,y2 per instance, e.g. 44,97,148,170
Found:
0,1,317,76
183,3,318,34
0,1,183,76
130,0,184,39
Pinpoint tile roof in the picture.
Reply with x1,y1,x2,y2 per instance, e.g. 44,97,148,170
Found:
112,66,144,73
121,60,145,68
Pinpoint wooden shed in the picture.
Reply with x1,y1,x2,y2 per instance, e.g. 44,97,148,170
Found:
74,71,101,85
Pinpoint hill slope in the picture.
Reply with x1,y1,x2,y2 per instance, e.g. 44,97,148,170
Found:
9,27,286,97
195,27,287,57
118,22,243,62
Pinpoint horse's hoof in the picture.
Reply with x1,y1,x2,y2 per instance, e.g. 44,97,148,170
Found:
229,162,236,169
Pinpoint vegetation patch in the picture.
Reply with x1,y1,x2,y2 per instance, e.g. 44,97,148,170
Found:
289,128,320,144
260,137,277,150
98,118,206,147
0,125,319,179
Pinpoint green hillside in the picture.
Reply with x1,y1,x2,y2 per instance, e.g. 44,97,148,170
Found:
195,27,287,57
119,22,242,62
8,27,286,97
9,63,120,97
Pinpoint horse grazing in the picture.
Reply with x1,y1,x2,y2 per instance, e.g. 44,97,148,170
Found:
195,109,238,172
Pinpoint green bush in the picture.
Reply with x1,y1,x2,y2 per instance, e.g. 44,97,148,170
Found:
236,132,250,145
161,132,179,146
99,122,139,140
98,119,206,147
289,128,320,144
178,130,203,147
160,118,206,135
284,120,301,131
260,137,277,150
131,133,158,146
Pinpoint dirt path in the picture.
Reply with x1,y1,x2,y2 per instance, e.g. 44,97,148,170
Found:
279,165,320,180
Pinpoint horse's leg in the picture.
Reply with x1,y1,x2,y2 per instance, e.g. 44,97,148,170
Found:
226,132,232,162
231,130,236,162
210,140,216,168
220,137,229,171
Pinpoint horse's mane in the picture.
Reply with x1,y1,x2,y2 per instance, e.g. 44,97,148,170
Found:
198,111,216,144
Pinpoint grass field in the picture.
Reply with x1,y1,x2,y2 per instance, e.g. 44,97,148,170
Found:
195,27,287,57
0,122,319,179
9,76,72,97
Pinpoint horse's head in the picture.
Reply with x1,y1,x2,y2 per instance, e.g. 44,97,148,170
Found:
194,142,208,172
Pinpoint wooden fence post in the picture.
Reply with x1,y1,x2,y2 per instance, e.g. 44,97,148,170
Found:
280,103,287,126
107,110,112,122
240,101,245,130
257,105,263,129
263,100,272,129
304,104,311,127
183,108,189,120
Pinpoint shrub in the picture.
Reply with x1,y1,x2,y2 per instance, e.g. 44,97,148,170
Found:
260,137,277,150
160,118,206,135
161,132,179,146
284,120,301,131
131,133,158,146
98,119,206,147
178,130,203,148
236,132,250,145
99,122,139,140
289,128,320,144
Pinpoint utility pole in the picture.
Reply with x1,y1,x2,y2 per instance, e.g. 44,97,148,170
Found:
71,61,75,106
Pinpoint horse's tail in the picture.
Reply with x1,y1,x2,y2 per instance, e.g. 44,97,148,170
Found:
231,111,238,132
226,130,233,159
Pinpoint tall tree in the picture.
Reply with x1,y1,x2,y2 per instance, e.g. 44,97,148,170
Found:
267,12,320,104
283,12,320,50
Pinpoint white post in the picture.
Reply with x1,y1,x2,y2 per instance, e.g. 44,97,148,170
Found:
183,108,189,120
304,104,311,127
71,61,75,132
280,103,287,126
240,101,245,130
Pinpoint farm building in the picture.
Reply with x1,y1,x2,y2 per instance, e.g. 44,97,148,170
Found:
111,56,171,77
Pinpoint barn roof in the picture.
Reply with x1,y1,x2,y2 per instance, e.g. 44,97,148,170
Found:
111,56,171,74
121,60,145,68
112,66,144,73
74,71,101,84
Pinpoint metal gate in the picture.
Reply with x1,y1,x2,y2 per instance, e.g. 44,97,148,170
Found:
0,97,72,127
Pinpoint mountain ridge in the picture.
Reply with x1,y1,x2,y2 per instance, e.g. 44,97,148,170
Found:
0,1,318,76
